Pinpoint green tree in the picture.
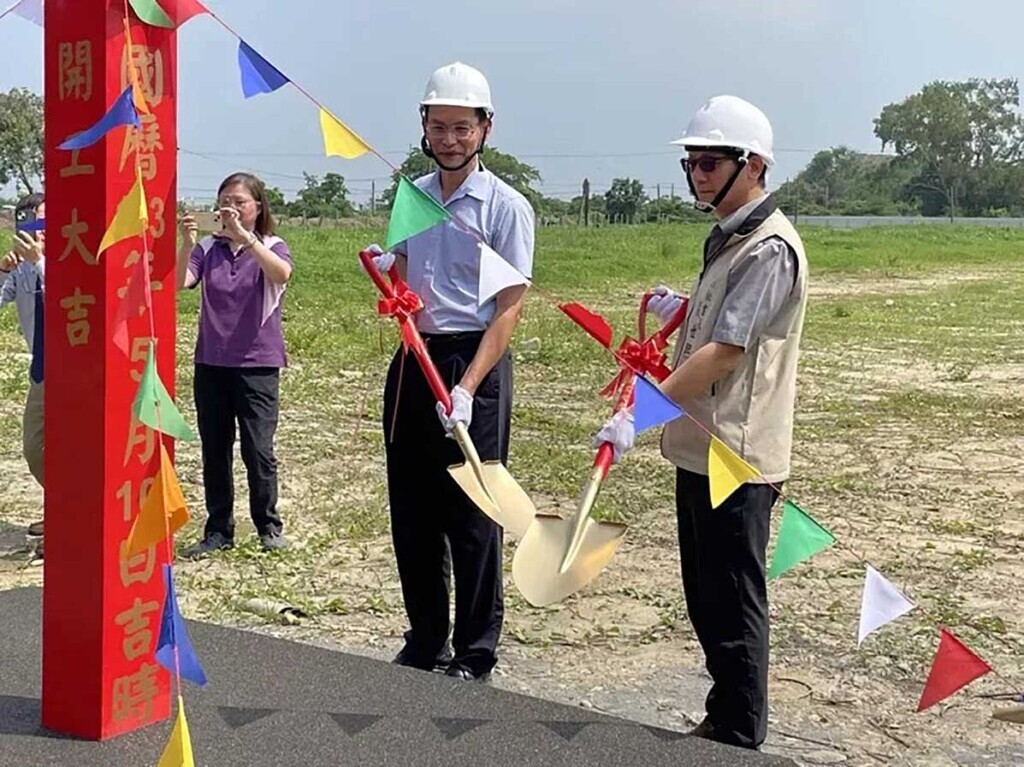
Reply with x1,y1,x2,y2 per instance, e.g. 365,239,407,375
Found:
604,178,647,223
381,146,543,210
0,88,44,194
264,185,286,211
874,78,1024,218
290,172,353,218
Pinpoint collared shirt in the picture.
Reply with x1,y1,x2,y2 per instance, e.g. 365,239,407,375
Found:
707,195,798,351
392,167,535,334
0,258,44,365
187,235,293,367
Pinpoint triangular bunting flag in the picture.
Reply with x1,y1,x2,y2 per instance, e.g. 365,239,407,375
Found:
157,696,195,767
122,18,151,115
132,344,196,441
917,629,992,712
385,176,450,250
155,564,208,687
558,302,613,348
767,501,835,579
634,374,684,433
98,167,148,256
217,706,277,729
160,0,207,26
128,0,174,27
58,86,140,150
708,436,762,508
330,713,384,736
125,443,189,556
432,717,489,741
9,0,42,26
858,565,915,645
238,41,289,98
113,251,153,356
539,721,590,741
319,108,371,160
477,243,530,307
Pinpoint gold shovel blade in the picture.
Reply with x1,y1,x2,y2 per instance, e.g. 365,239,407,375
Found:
512,513,627,607
448,461,536,539
992,704,1024,724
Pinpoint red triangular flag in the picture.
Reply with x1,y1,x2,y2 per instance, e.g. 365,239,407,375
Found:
162,0,208,25
559,302,613,348
917,629,991,712
113,252,153,356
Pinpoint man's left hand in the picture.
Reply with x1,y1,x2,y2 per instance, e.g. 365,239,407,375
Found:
436,385,473,436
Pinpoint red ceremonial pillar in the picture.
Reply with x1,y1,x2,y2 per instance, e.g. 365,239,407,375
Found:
42,0,178,740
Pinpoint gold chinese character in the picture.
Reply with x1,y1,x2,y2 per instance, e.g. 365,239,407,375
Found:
120,114,163,181
119,250,162,302
59,288,95,347
121,43,164,108
119,540,156,587
114,597,160,661
60,147,95,178
123,419,156,467
59,209,95,265
59,41,93,101
111,663,160,724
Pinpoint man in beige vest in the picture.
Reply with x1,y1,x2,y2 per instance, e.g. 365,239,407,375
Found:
596,95,808,750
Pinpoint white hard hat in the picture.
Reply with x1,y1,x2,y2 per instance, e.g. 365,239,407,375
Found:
671,95,775,166
420,61,494,116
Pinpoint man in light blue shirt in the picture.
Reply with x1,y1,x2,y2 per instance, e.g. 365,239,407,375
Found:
1,193,47,547
362,62,534,682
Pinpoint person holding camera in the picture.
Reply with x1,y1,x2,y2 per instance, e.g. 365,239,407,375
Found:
175,172,294,558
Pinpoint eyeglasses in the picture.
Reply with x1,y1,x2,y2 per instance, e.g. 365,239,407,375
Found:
217,196,256,208
425,123,480,141
680,156,738,175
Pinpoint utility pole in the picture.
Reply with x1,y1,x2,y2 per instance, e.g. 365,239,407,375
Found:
371,180,376,216
582,178,591,227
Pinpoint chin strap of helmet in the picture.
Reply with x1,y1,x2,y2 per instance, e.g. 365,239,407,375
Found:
685,150,749,214
421,110,490,172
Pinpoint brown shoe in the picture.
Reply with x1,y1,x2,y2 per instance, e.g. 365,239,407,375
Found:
27,521,43,537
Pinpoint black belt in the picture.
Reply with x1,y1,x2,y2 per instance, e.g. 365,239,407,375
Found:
420,331,485,343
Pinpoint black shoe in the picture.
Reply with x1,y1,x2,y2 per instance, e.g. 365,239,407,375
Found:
687,719,716,740
259,533,290,552
27,521,43,537
444,662,491,683
392,645,452,672
181,532,233,560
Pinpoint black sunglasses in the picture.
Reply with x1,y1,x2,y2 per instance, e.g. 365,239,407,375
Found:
680,155,740,174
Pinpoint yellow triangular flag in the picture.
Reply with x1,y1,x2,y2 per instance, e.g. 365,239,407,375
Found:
319,107,371,159
122,18,151,115
99,166,148,256
124,443,189,557
708,436,762,508
157,696,195,767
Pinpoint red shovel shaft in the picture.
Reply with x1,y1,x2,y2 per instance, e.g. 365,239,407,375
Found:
359,249,452,414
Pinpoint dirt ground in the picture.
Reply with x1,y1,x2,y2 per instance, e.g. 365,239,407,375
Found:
1,267,1022,767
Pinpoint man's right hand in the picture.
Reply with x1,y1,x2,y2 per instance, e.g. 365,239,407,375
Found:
647,285,686,325
594,409,636,464
178,213,199,250
363,243,396,274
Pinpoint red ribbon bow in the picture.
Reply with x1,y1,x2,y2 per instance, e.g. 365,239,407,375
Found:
601,335,673,398
377,281,423,323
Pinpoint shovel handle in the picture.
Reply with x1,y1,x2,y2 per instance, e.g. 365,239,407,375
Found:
359,249,453,414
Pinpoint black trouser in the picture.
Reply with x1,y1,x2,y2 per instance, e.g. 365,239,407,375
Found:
194,364,283,541
382,332,511,675
676,469,780,750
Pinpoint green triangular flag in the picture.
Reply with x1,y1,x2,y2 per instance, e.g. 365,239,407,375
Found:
128,0,175,28
767,501,835,580
385,176,450,250
132,344,195,441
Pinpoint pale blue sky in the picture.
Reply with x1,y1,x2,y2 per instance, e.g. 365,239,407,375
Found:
2,0,1023,204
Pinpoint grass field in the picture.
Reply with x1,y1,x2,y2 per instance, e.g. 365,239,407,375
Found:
2,222,1023,765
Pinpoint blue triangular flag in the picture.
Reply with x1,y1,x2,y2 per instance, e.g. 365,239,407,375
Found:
16,218,45,233
57,87,140,150
633,375,684,433
155,564,208,687
238,41,289,98
11,0,43,26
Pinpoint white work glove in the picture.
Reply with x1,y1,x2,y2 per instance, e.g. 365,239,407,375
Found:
437,385,473,436
647,285,685,325
364,243,396,274
594,410,635,464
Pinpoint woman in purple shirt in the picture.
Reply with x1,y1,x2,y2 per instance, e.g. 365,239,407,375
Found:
176,172,294,557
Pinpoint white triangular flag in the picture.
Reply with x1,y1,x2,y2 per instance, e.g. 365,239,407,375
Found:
477,243,530,307
857,565,915,646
